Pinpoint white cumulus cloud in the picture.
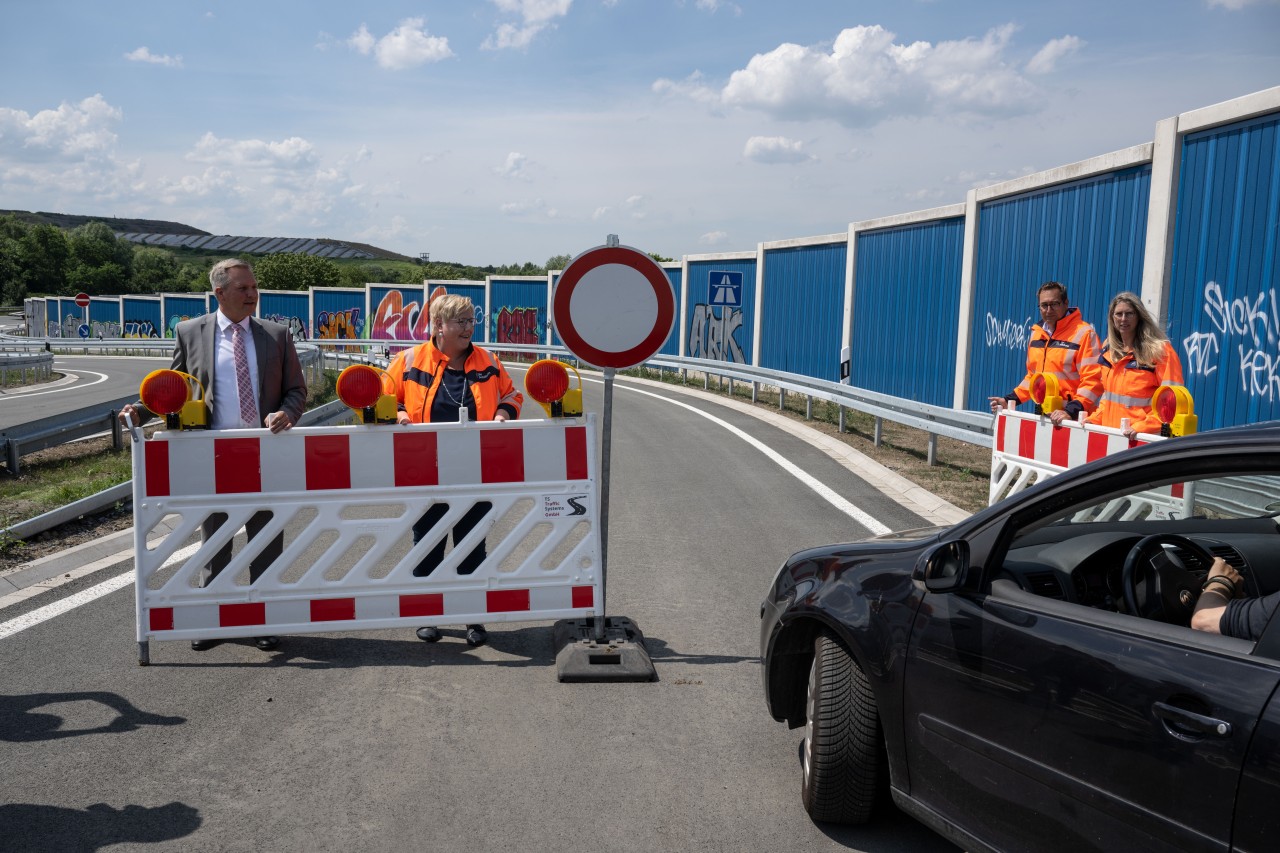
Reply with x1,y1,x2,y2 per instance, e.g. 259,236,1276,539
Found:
187,133,319,169
124,47,183,67
659,23,1041,127
743,135,813,164
348,18,453,69
1026,35,1084,74
0,94,122,161
484,0,573,50
496,151,532,180
698,230,730,246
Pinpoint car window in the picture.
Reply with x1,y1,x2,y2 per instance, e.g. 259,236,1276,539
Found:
1045,473,1280,527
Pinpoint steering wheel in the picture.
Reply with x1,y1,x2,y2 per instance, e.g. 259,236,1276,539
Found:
1121,534,1215,623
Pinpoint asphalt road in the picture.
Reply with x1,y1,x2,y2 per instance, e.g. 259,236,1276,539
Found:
0,368,960,853
0,354,169,431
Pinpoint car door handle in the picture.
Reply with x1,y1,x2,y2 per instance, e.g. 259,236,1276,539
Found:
1153,701,1232,738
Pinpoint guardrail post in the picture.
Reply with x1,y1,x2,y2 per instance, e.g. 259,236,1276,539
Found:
838,406,846,433
873,417,883,447
927,433,938,466
111,409,123,451
6,439,19,475
806,396,812,420
703,372,709,390
751,382,758,403
778,387,785,410
728,376,734,397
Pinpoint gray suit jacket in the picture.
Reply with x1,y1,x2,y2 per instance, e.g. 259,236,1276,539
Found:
142,313,307,426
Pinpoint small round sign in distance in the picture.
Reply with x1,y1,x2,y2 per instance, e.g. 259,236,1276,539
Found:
552,244,675,370
74,292,90,308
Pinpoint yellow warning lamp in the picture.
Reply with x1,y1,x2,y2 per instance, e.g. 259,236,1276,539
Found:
525,359,583,418
1153,385,1197,437
337,364,397,424
139,369,209,430
1030,372,1063,417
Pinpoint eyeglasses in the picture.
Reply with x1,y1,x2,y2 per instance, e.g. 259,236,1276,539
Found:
1038,300,1064,310
449,318,476,328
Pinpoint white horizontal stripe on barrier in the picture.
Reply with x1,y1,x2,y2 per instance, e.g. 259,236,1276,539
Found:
131,417,602,648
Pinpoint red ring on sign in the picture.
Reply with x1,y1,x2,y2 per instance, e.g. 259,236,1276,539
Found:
552,246,675,369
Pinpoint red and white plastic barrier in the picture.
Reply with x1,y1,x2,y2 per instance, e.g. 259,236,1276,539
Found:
990,410,1191,518
131,417,601,662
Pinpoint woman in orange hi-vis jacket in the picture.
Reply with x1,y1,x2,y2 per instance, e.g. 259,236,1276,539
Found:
384,293,523,648
1092,292,1184,439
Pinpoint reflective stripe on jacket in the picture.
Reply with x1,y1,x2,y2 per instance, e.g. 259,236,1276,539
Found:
1092,340,1184,435
1012,307,1104,411
385,341,523,423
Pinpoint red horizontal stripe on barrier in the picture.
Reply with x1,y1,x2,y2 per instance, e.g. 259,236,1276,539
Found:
399,593,444,618
311,598,356,621
481,430,524,483
566,426,588,480
144,441,170,497
306,434,350,490
394,431,439,487
487,589,530,612
214,437,261,493
1017,419,1036,459
149,607,174,631
1049,425,1070,468
571,586,593,609
220,602,267,627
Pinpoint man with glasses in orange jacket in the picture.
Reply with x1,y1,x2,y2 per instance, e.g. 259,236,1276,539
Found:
988,281,1103,427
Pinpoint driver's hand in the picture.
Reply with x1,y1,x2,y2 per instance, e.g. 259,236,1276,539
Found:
1207,557,1244,597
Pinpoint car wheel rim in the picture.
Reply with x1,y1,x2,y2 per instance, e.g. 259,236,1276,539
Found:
803,654,817,787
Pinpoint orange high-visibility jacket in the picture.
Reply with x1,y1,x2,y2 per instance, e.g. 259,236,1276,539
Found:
385,341,523,423
1011,308,1104,414
1092,340,1184,435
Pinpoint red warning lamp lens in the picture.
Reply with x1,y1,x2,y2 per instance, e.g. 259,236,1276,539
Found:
139,370,190,415
1155,388,1178,423
336,365,384,409
1030,375,1047,406
525,360,570,405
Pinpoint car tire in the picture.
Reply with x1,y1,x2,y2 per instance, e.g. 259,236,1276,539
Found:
801,633,882,824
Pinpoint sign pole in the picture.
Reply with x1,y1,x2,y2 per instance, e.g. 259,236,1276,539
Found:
596,367,615,642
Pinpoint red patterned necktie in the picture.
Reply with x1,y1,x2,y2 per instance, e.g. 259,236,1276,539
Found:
231,323,258,427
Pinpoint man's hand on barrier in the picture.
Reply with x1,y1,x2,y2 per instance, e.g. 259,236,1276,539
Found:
397,413,412,425
1049,409,1068,428
119,404,141,429
266,411,294,433
988,396,1009,414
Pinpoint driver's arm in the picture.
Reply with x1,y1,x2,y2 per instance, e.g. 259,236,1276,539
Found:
1190,557,1243,634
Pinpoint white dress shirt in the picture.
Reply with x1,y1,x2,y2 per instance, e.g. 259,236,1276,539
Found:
213,311,261,429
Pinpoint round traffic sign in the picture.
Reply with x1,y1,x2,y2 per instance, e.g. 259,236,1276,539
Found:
74,292,90,308
552,245,675,370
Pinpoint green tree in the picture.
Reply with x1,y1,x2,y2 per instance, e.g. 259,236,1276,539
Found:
66,221,134,295
131,247,180,293
0,215,26,305
254,252,341,291
21,224,70,295
545,253,571,271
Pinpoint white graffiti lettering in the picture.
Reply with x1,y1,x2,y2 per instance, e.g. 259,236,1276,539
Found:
689,304,745,363
1239,343,1280,401
1203,280,1279,348
1181,331,1219,378
985,313,1032,350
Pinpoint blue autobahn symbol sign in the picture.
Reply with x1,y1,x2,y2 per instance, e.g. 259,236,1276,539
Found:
708,270,742,307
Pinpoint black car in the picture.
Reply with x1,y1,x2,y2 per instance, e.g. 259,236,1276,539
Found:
760,421,1280,853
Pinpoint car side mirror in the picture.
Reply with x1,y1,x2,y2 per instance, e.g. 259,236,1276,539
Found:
920,540,969,593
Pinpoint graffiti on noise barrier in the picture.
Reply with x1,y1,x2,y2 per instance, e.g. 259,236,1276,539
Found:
1182,281,1280,400
89,320,122,338
371,291,429,341
985,313,1034,350
123,320,161,339
689,304,745,363
315,308,363,341
263,314,308,341
495,307,542,344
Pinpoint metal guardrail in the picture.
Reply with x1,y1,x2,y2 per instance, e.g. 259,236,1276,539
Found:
1,395,133,474
1,351,54,384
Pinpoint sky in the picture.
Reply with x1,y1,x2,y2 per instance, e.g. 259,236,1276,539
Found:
1,1,1278,267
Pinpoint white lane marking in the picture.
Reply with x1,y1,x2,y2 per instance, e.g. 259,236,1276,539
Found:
3,369,109,397
0,571,133,639
0,542,200,639
589,377,892,536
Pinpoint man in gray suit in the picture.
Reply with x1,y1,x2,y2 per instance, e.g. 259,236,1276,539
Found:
121,258,307,652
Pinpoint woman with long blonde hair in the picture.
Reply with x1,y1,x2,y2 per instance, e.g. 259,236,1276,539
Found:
1092,291,1184,438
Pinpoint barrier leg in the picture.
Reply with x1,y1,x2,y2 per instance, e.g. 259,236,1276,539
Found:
138,640,150,666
